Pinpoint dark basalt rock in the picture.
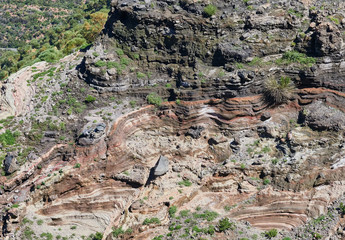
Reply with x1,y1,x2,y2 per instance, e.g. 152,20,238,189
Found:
3,153,18,175
185,126,204,139
78,123,106,146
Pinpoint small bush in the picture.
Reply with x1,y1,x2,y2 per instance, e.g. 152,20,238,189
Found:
0,129,20,146
277,51,316,66
265,229,278,239
85,95,96,103
137,72,146,79
112,227,124,237
40,232,53,240
143,217,160,225
204,4,217,17
74,163,81,168
340,202,345,215
89,232,103,240
263,179,271,185
193,210,219,221
169,206,177,217
264,77,295,103
37,219,43,225
218,218,234,232
94,60,107,67
116,48,124,56
179,210,190,217
178,180,192,187
129,100,136,108
146,93,163,106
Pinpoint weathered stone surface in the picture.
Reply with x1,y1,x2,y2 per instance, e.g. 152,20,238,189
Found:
153,155,169,176
113,165,149,186
78,123,106,146
3,153,18,175
313,21,343,57
305,101,345,131
185,126,204,139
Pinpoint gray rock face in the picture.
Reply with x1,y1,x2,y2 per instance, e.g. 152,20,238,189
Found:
154,155,169,176
3,153,19,175
305,101,345,131
214,42,252,64
113,165,149,187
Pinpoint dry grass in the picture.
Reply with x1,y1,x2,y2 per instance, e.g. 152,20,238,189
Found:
264,77,295,103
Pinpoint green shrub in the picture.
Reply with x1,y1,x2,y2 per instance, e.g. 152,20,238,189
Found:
169,206,177,217
40,232,53,240
0,129,20,146
94,60,107,67
278,50,316,66
115,48,124,56
24,227,34,239
112,227,124,237
143,217,160,225
265,229,278,239
146,93,163,106
263,179,271,185
340,202,345,215
129,100,136,108
264,77,295,103
282,238,291,240
74,163,81,168
312,233,322,240
217,218,234,232
178,180,192,187
137,72,146,79
36,219,43,225
179,210,190,217
120,57,130,66
11,203,19,208
193,210,219,221
38,48,62,63
85,95,96,103
328,16,340,25
204,4,217,17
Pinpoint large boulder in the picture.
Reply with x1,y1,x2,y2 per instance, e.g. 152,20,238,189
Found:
213,42,251,65
78,123,106,146
304,101,345,131
3,153,19,175
153,156,169,176
113,165,149,187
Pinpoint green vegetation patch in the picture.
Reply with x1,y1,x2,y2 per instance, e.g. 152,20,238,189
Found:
0,129,20,146
277,50,316,66
204,4,217,17
146,92,163,106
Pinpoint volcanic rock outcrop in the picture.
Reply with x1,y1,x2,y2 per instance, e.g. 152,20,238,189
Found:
2,0,345,239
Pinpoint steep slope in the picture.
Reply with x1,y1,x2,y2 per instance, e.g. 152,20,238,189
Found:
1,0,345,240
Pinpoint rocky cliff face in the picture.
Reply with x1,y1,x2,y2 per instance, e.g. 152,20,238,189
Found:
81,0,345,99
2,0,345,240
